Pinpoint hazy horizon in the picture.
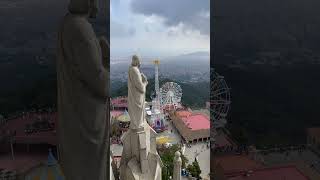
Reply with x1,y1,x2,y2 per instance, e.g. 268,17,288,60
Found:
111,0,210,57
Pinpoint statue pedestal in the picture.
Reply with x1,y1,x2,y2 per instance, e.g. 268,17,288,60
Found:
120,123,162,180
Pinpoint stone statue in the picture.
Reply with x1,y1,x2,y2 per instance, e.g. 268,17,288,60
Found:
173,151,182,180
56,0,109,179
128,55,148,129
120,55,162,180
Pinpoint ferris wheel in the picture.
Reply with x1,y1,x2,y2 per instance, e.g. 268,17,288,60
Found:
160,82,183,111
211,68,231,128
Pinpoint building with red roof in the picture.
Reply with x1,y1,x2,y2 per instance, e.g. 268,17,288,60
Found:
180,114,210,131
225,165,310,180
175,111,192,118
213,155,264,175
169,110,210,143
212,154,310,180
0,112,57,146
0,111,59,178
2,112,57,143
111,110,124,119
111,96,128,111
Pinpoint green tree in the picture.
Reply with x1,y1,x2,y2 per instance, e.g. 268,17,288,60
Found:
111,122,120,137
159,144,188,180
187,158,201,178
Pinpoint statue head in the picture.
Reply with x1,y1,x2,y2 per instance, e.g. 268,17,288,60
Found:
175,151,181,158
68,0,98,18
131,55,141,68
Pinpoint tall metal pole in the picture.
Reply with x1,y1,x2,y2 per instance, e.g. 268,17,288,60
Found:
152,60,162,128
154,61,160,99
154,60,160,109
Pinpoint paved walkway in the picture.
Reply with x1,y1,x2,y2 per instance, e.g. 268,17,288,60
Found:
157,120,182,144
183,142,210,179
110,144,123,157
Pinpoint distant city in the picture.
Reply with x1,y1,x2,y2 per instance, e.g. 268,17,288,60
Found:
111,52,210,83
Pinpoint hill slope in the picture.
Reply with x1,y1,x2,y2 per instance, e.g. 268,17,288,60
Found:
112,78,209,108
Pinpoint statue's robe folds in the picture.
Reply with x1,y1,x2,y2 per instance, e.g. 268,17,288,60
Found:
128,66,147,129
57,13,108,180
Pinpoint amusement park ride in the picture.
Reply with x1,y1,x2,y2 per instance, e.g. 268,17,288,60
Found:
160,82,183,113
148,60,183,132
210,68,231,149
211,68,231,128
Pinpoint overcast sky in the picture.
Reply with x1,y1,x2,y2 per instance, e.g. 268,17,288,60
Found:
110,0,210,58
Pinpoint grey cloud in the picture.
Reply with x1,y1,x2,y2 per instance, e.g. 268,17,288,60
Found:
130,0,210,36
167,30,178,37
144,26,150,32
111,21,136,37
